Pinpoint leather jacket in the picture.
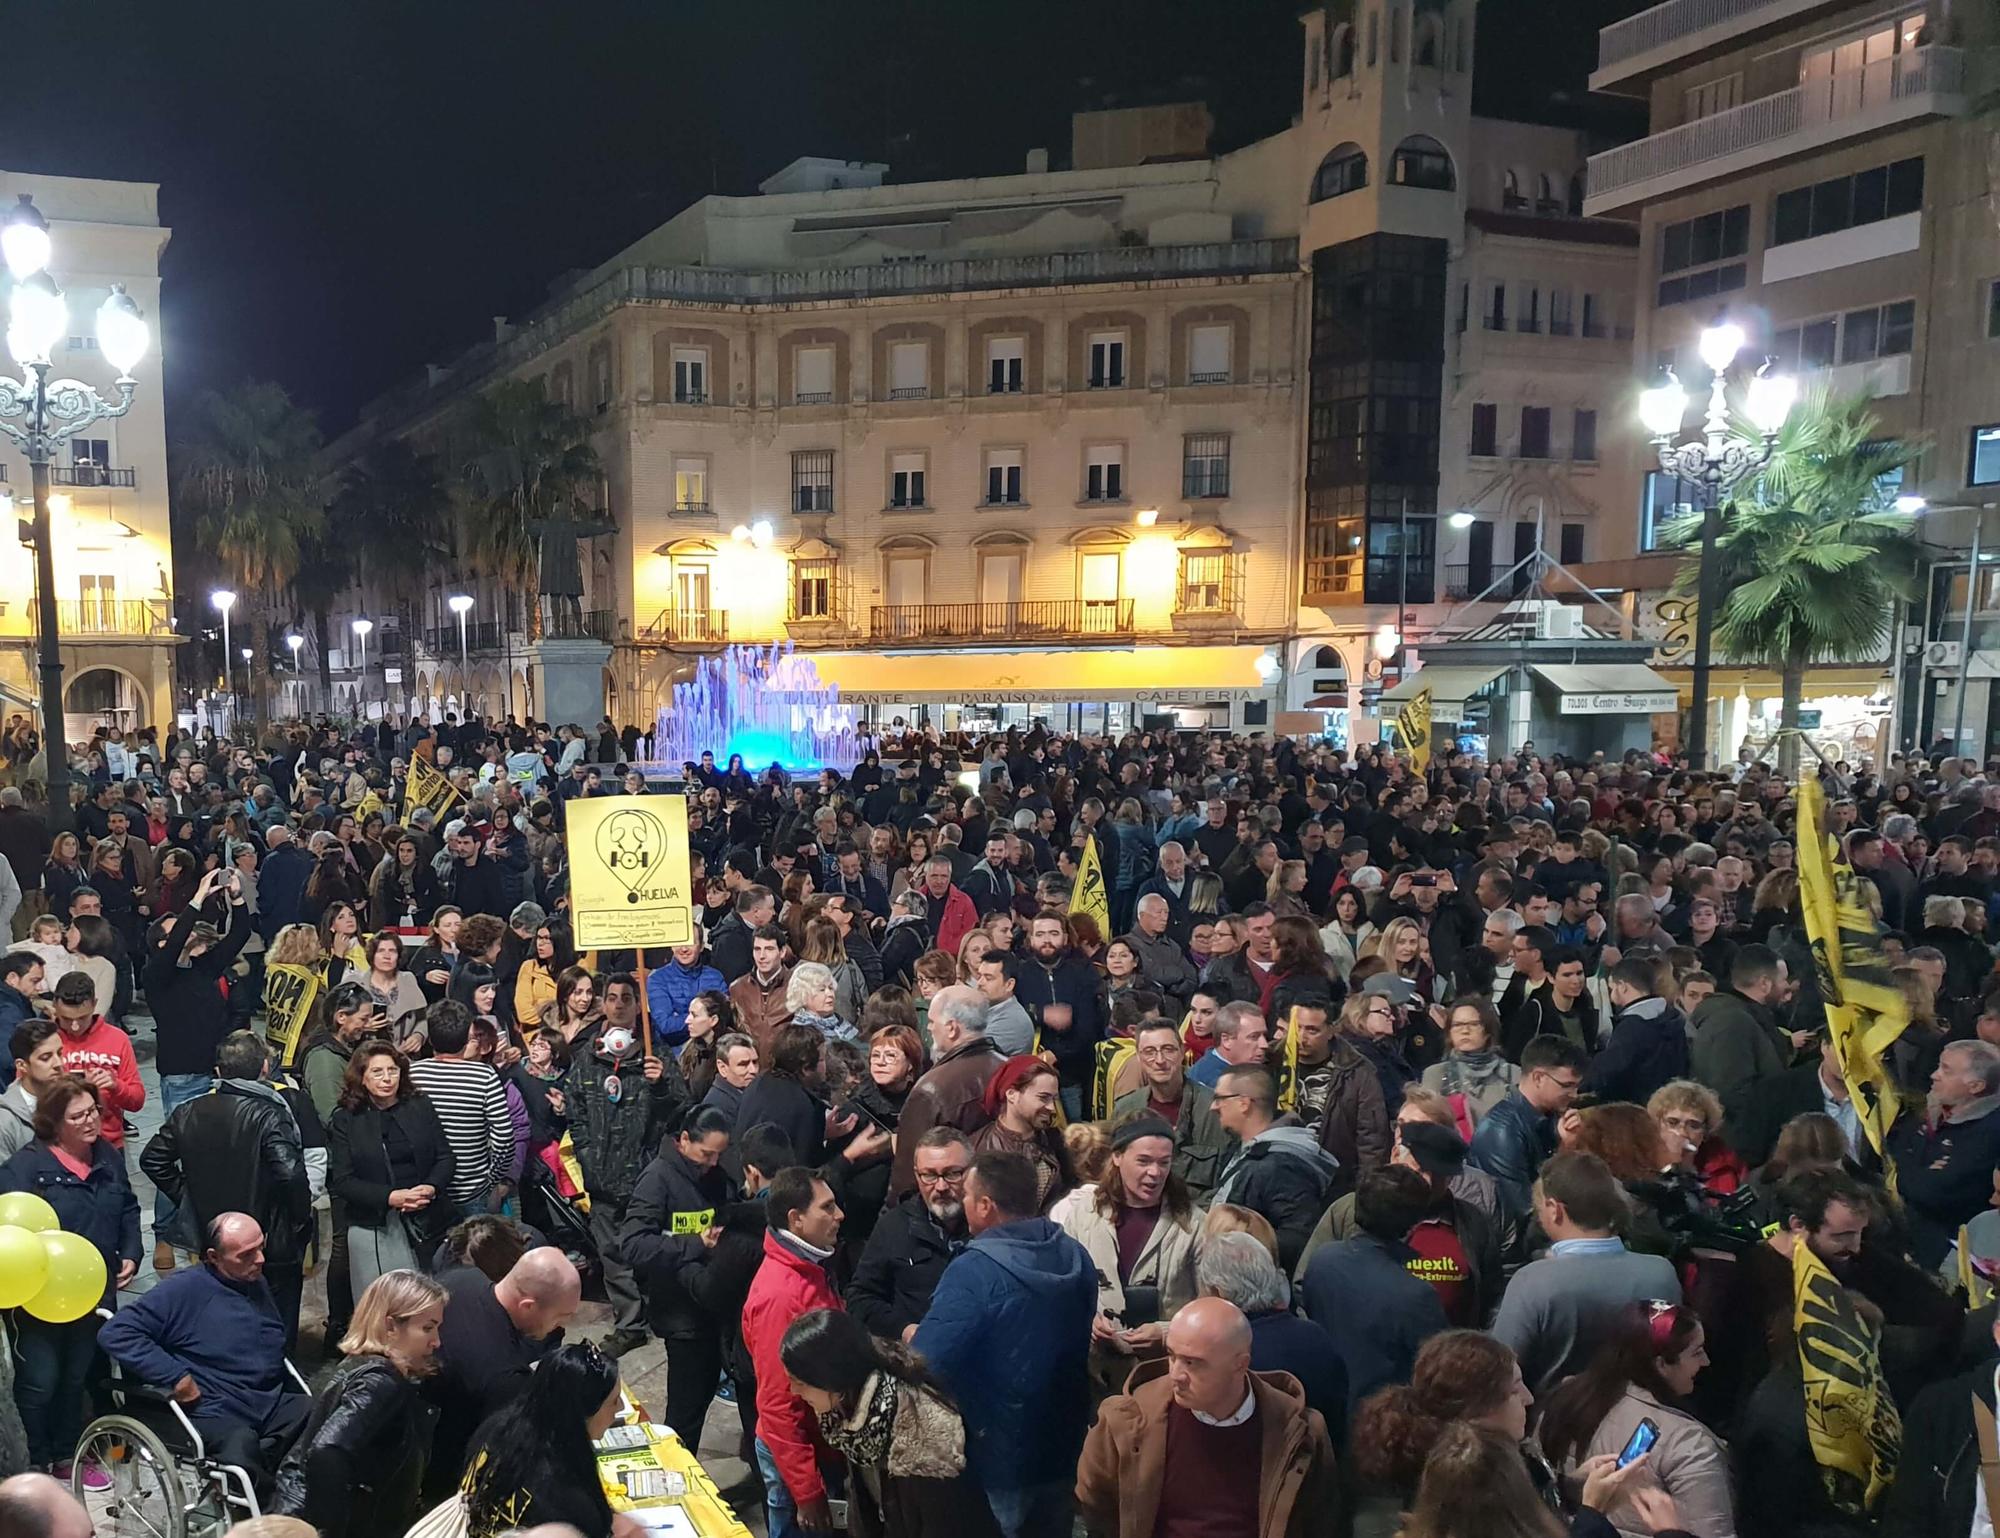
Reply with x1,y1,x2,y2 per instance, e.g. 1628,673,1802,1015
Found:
141,1078,315,1264
273,1354,434,1538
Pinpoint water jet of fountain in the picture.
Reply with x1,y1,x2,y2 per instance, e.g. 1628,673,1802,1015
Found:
653,641,860,773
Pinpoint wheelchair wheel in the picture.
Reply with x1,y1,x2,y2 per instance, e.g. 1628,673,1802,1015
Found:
72,1414,190,1538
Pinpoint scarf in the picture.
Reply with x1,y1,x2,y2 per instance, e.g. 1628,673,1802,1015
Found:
818,1371,969,1480
1440,1049,1512,1093
792,1008,858,1042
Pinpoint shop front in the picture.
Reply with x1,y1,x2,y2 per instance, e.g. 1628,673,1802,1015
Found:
809,643,1274,735
1383,654,1679,762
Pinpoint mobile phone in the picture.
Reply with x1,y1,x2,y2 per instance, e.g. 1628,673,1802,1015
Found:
1617,1417,1660,1469
1410,874,1435,887
827,1498,850,1529
838,1095,898,1136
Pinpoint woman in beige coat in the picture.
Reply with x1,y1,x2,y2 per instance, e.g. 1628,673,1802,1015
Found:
1058,1114,1203,1388
1536,1300,1736,1538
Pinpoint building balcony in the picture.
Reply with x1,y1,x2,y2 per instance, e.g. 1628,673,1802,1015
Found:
639,606,729,648
669,499,713,521
885,387,930,401
870,599,1136,644
52,465,136,489
421,620,507,655
1586,46,1965,216
1301,557,1438,608
32,599,173,638
1593,0,1851,91
543,608,617,643
793,391,834,406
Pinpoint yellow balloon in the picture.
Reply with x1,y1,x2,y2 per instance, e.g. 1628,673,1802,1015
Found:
23,1231,106,1325
0,1224,48,1308
0,1191,58,1234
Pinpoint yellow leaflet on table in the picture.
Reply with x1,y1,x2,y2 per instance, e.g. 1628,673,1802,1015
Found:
596,1392,752,1535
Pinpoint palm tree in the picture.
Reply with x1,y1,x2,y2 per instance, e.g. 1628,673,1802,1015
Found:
1666,385,1922,777
457,380,603,625
173,382,325,723
287,529,354,707
336,438,453,644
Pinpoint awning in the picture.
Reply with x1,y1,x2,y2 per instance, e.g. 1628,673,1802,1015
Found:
1381,666,1508,710
1530,662,1679,715
809,644,1268,705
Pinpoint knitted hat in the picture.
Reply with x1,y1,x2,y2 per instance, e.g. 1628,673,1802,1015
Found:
982,1054,1056,1119
1111,1114,1175,1152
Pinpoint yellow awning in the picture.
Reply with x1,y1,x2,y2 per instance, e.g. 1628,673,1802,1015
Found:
810,644,1268,705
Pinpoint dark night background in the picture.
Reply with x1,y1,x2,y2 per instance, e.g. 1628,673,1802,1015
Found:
0,0,1640,435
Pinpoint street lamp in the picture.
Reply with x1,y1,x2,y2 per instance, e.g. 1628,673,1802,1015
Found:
448,595,475,714
210,590,236,718
1640,316,1796,770
351,618,374,713
0,192,149,823
285,632,304,671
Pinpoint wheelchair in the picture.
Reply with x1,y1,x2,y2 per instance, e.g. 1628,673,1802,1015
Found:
71,1309,313,1538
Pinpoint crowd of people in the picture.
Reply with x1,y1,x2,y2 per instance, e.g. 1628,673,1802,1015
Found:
0,712,1998,1538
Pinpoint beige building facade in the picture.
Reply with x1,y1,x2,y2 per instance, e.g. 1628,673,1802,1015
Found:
0,170,177,748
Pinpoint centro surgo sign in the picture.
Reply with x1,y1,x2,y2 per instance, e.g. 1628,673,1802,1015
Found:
1558,691,1679,715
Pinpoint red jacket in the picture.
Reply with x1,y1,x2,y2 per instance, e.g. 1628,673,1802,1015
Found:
57,1017,145,1149
932,884,979,960
742,1228,843,1504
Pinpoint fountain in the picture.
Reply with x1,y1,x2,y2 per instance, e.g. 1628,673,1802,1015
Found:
654,641,861,773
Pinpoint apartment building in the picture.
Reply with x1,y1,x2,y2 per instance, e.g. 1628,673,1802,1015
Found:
0,170,176,744
1580,0,1997,758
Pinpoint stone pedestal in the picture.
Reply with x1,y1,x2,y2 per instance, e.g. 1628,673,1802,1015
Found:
530,638,611,730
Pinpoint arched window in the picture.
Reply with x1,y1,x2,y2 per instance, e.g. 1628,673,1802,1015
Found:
1502,168,1525,211
1415,13,1444,67
1390,2,1404,62
1568,172,1587,216
1333,23,1356,77
1310,646,1346,694
1307,37,1321,91
1392,135,1456,191
1366,8,1379,65
1535,173,1560,215
1312,143,1369,202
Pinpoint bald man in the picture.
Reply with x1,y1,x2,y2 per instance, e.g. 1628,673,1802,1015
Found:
0,1473,92,1538
425,1245,582,1496
98,1213,310,1488
1076,1297,1338,1538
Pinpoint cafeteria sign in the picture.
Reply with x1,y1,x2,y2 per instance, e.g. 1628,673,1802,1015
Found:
1559,690,1678,715
567,794,694,949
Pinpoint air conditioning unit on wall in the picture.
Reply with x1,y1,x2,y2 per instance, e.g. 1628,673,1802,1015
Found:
1926,640,1963,670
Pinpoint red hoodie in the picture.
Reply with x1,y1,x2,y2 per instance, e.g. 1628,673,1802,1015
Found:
742,1228,842,1506
57,1017,145,1148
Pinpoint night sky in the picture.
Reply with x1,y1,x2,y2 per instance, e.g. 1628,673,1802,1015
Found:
0,0,1638,436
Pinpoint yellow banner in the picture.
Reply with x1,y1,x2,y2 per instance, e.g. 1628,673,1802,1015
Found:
1795,778,1906,1161
1070,831,1112,942
263,962,322,1069
405,754,464,822
566,795,694,950
1278,1005,1301,1113
1395,686,1433,775
1793,1235,1900,1513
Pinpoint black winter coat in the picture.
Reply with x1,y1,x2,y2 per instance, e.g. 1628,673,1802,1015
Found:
1883,1355,1997,1538
141,1078,314,1263
560,1030,689,1210
620,1143,736,1338
273,1354,435,1538
847,1192,966,1340
328,1095,456,1242
145,898,253,1077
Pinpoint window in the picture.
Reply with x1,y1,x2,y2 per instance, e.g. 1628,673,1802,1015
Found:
1456,283,1469,334
1085,445,1124,502
673,562,712,613
1517,286,1541,334
1179,551,1232,612
984,448,1023,505
889,452,927,509
1502,170,1525,212
1470,403,1498,457
1079,551,1122,628
791,557,838,621
66,334,97,353
1990,280,2000,340
888,341,928,399
794,346,835,404
672,348,708,404
1773,301,1914,372
1549,289,1573,336
672,457,709,514
77,573,116,629
592,347,613,410
1573,409,1598,462
1560,522,1585,564
1971,426,2000,488
1657,204,1750,307
792,449,834,513
1684,73,1742,120
1535,174,1561,216
1391,135,1455,191
1640,470,1698,551
885,555,926,611
1188,324,1232,384
1485,283,1506,331
72,438,110,468
1581,293,1603,338
1520,406,1552,459
1183,434,1231,498
987,336,1025,393
1772,157,1923,247
1772,316,1839,372
1087,332,1126,389
1312,144,1369,202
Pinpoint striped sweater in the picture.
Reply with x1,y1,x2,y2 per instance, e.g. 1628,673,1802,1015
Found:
407,1057,514,1205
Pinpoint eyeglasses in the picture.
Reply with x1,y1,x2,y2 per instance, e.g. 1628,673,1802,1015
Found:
914,1168,969,1187
1137,1045,1183,1059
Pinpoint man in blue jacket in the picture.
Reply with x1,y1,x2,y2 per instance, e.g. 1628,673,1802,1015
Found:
1467,1033,1586,1224
1889,1038,2000,1267
97,1212,308,1488
911,1148,1095,1538
645,940,725,1050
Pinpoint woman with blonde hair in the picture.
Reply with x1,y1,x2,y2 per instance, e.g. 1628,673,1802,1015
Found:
1267,858,1311,920
1200,1202,1280,1264
1646,1079,1746,1197
800,913,866,1024
1373,915,1444,1004
1049,1120,1113,1225
786,959,857,1041
272,1269,446,1538
955,926,994,984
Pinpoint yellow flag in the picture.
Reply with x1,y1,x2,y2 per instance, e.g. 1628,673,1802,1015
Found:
405,754,464,822
1793,1236,1900,1513
355,790,383,823
1070,832,1112,941
262,962,322,1068
566,794,695,950
1795,778,1906,1162
1395,685,1433,775
1278,1005,1301,1112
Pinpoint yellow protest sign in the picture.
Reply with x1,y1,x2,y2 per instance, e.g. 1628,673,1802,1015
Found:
263,962,323,1068
1793,1235,1900,1513
406,754,463,822
1278,1005,1301,1113
566,794,694,950
1395,685,1433,775
1070,832,1111,941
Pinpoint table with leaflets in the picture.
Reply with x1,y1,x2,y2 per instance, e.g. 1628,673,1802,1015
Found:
594,1392,752,1537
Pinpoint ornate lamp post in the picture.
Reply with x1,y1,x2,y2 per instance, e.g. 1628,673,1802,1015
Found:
1639,319,1796,770
0,194,149,821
